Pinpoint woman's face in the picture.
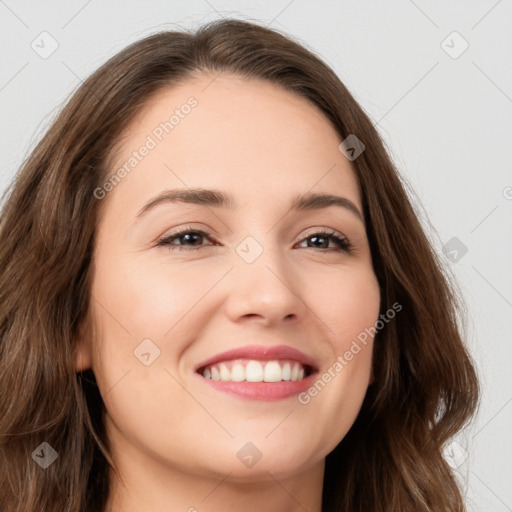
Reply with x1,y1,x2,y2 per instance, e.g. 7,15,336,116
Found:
77,73,380,483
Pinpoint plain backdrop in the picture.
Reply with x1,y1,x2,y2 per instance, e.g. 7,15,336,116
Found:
1,1,511,510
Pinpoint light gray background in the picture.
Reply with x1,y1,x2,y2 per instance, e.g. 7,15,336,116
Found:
1,1,511,510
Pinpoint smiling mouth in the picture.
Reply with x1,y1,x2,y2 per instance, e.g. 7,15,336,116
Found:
197,358,313,382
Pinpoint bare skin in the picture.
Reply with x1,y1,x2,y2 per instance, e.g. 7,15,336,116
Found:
75,73,381,512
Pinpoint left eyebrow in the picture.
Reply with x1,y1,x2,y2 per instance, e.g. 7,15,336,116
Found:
135,188,364,223
290,192,363,222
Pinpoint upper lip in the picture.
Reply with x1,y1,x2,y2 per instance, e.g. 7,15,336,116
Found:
194,344,319,373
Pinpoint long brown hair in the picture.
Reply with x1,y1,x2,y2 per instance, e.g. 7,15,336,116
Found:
0,18,479,512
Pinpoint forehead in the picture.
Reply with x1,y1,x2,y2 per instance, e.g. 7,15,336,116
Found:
102,73,362,220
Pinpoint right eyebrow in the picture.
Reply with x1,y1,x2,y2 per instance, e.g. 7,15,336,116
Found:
136,188,235,218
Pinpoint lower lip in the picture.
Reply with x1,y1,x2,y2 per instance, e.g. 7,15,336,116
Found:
197,372,317,401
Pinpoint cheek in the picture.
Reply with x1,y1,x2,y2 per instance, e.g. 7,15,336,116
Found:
90,248,213,337
87,251,229,397
312,265,381,348
290,266,380,455
306,265,380,403
88,266,193,442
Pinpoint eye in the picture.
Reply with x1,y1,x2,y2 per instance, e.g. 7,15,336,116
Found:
156,226,213,252
156,227,353,253
296,230,353,252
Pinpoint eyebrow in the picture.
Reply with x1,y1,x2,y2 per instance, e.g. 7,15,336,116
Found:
136,188,364,222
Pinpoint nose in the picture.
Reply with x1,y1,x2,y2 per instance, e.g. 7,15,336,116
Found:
223,240,307,327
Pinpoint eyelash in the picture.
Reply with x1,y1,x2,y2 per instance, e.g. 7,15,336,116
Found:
156,226,353,253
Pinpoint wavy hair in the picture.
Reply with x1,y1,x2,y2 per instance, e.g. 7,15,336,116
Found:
0,18,479,512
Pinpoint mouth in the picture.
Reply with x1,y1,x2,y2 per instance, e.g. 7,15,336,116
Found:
197,359,314,382
193,344,319,401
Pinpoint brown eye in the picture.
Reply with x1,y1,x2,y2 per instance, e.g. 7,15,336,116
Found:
297,231,352,253
157,229,213,251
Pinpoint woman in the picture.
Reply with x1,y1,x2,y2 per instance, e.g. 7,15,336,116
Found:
0,18,479,512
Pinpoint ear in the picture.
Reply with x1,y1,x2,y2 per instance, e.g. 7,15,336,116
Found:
368,368,374,385
74,323,93,372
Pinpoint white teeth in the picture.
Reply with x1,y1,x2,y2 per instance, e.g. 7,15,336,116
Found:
219,363,230,381
200,359,308,382
245,361,263,382
230,363,245,382
263,361,282,382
